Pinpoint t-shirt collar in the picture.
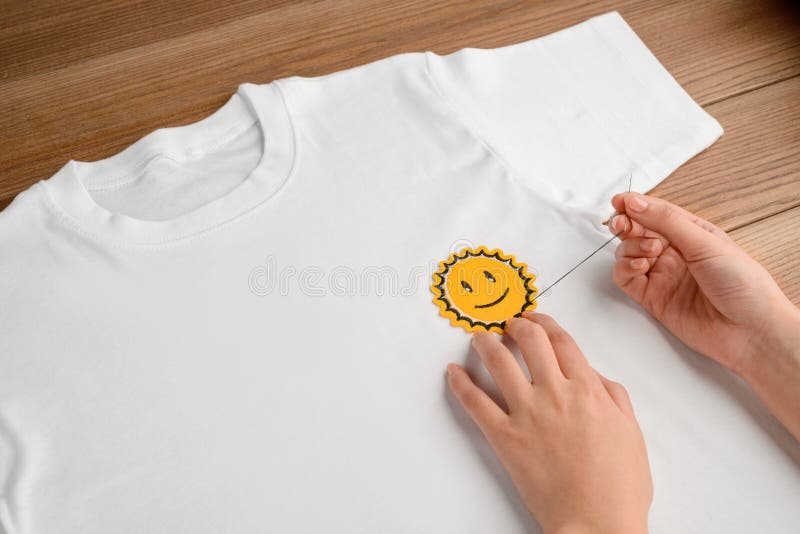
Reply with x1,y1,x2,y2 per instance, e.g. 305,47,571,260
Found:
41,81,296,246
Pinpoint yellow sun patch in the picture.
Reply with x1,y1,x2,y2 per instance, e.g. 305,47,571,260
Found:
431,246,538,333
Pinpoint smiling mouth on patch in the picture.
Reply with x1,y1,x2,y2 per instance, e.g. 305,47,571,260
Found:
474,287,509,309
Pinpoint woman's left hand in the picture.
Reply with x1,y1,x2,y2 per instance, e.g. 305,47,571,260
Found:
446,312,652,534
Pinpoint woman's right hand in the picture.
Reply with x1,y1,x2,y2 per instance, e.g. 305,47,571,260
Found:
610,192,795,375
609,193,800,440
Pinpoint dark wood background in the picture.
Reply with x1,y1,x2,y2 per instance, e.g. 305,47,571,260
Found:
2,0,799,303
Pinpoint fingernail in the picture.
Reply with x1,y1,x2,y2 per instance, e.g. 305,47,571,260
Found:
446,363,457,376
610,214,624,232
522,310,537,319
629,195,648,212
630,258,648,269
640,239,659,252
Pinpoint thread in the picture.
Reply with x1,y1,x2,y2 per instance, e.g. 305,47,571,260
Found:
533,173,632,301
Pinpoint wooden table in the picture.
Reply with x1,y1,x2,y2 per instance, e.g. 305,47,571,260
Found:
2,0,799,304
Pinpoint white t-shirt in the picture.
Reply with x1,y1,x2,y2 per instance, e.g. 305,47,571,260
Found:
1,11,797,534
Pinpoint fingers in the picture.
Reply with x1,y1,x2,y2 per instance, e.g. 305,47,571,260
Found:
595,370,635,419
504,317,563,386
620,194,728,262
446,363,507,433
614,191,732,241
471,332,533,408
614,236,663,261
611,192,626,213
611,237,660,301
609,212,669,249
522,312,593,380
612,253,650,302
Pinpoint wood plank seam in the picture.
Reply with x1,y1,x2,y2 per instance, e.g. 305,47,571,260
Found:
702,71,800,107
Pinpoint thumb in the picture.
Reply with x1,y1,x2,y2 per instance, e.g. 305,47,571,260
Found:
622,194,725,262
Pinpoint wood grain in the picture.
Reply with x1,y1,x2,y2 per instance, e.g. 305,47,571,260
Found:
0,0,799,301
651,76,800,232
2,0,800,209
731,206,800,306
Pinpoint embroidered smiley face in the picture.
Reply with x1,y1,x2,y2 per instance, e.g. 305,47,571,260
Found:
431,246,538,333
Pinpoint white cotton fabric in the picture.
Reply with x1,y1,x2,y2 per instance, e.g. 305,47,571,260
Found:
1,11,797,534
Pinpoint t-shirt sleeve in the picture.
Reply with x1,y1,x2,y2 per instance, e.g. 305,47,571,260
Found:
424,11,723,216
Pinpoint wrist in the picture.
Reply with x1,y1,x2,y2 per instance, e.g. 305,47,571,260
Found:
736,300,800,440
740,301,800,384
552,526,647,534
550,519,648,534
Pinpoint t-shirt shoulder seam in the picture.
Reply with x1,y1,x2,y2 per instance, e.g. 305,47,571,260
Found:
422,51,521,180
421,51,570,216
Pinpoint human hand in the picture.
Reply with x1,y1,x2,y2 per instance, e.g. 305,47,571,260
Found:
609,193,798,378
446,313,652,534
